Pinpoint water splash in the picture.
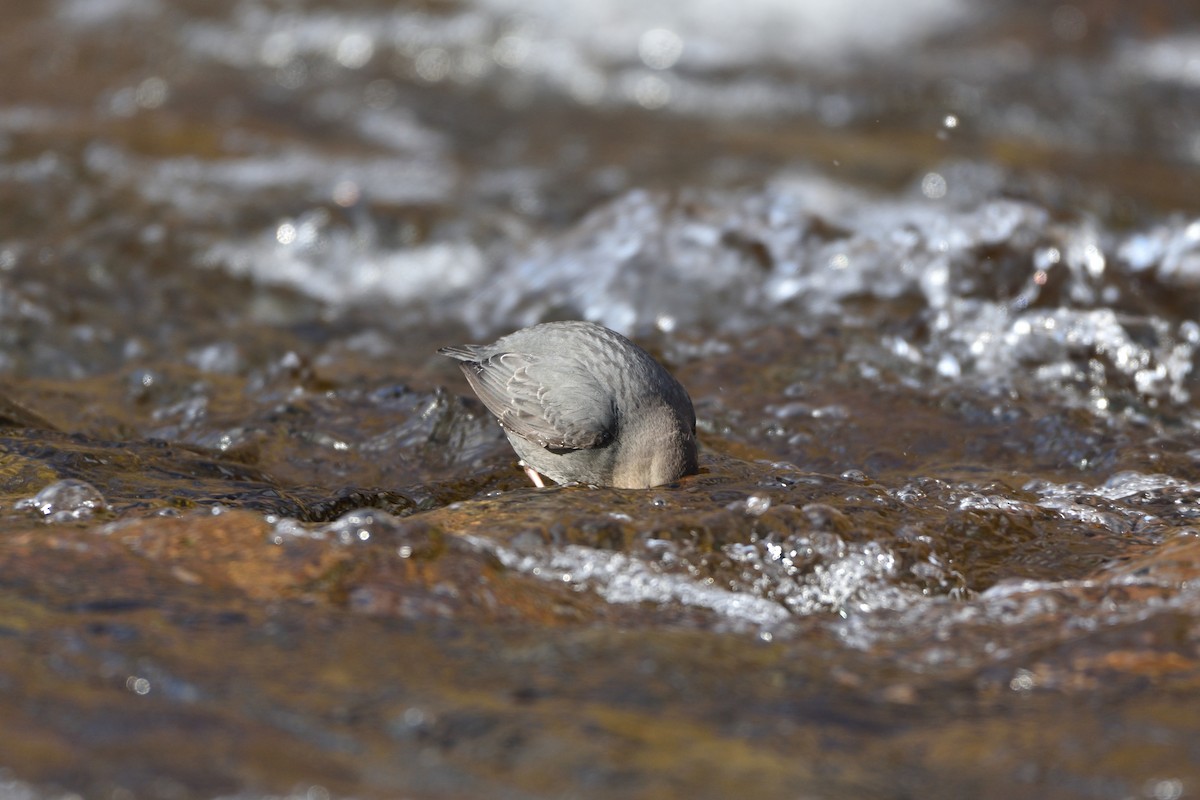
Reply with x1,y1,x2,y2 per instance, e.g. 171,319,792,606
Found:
470,536,792,627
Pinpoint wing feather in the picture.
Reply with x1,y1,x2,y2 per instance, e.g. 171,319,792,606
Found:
457,351,614,450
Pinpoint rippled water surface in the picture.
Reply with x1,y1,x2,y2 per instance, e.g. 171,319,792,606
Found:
3,1,1200,798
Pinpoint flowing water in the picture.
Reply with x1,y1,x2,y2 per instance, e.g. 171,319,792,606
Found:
2,1,1200,798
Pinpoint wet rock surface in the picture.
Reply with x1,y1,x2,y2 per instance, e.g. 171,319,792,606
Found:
3,1,1200,798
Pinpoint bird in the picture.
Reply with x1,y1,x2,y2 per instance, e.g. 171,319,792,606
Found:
439,321,698,489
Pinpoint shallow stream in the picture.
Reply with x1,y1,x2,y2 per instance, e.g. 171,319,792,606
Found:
2,1,1200,798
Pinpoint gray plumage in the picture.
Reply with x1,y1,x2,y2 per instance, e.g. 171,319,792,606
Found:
439,321,698,489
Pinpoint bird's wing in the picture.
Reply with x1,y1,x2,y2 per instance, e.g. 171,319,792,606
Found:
457,351,615,450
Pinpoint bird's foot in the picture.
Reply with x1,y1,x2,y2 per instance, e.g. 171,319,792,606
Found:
518,461,546,488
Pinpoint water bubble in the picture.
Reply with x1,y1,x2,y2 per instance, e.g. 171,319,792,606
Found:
936,353,962,378
414,48,451,82
335,32,374,69
921,172,948,199
16,480,107,522
1009,668,1035,692
639,28,684,70
276,221,297,245
134,77,168,109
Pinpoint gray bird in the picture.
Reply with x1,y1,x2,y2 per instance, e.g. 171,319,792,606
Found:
439,321,698,489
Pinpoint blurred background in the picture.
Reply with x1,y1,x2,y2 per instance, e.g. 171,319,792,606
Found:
4,0,1200,377
3,2,1200,799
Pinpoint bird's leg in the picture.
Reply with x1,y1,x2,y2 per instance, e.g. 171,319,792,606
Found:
518,460,546,488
